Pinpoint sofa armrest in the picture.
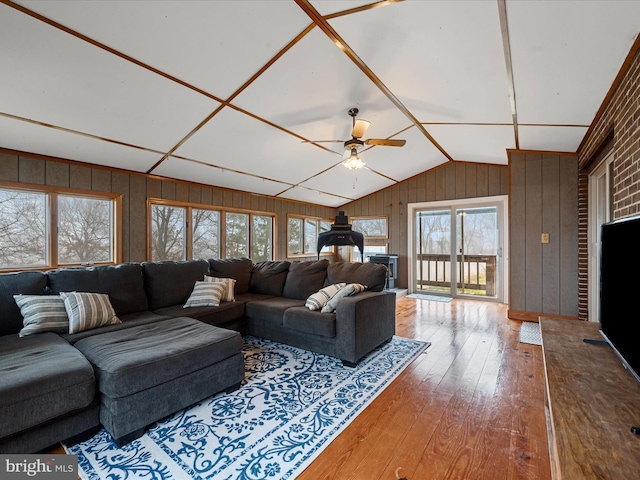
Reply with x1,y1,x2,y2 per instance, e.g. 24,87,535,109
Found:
334,291,396,365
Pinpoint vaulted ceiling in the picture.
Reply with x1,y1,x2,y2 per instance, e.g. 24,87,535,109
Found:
1,0,639,207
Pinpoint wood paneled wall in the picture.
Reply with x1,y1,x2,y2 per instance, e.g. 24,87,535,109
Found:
0,151,510,292
0,150,334,263
508,151,579,321
341,161,509,289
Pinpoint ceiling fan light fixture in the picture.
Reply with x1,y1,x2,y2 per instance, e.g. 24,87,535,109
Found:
343,148,365,170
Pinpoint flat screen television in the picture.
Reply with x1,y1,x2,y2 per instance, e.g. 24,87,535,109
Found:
599,214,640,384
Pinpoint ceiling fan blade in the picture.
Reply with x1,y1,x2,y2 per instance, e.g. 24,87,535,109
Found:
301,140,344,143
351,119,371,138
365,138,406,147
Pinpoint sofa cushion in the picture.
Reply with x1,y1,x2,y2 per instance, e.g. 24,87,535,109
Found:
142,260,209,310
0,333,96,438
305,283,347,311
244,297,304,325
321,283,368,313
60,292,121,334
184,281,225,308
282,259,329,300
46,263,148,316
73,317,242,398
13,294,69,337
283,307,336,338
249,261,291,296
326,262,388,292
152,302,245,328
208,258,253,294
0,271,48,336
62,311,172,344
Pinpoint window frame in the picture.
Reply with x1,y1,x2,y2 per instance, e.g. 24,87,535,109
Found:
349,215,390,262
147,197,275,262
0,181,122,272
286,214,334,258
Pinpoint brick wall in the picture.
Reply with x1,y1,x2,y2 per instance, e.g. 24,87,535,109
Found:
578,36,640,320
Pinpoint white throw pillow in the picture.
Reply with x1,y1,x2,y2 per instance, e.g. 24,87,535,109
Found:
14,294,69,337
60,292,121,334
321,283,367,313
305,283,347,311
184,281,225,308
204,275,236,302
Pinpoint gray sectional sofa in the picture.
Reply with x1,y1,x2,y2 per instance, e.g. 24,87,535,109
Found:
0,258,396,454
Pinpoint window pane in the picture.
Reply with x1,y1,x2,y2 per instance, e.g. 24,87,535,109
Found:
151,204,186,261
192,209,220,259
304,219,317,255
226,212,248,257
252,215,273,262
58,195,113,264
353,218,387,237
319,220,332,253
0,188,47,268
288,217,303,256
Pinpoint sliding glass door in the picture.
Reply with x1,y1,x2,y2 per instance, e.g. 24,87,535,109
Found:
413,199,505,301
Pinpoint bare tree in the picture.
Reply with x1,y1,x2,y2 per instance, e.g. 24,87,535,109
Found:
151,205,185,261
58,196,111,263
0,190,46,267
192,209,220,259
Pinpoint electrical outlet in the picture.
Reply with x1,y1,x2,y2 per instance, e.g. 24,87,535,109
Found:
541,233,550,244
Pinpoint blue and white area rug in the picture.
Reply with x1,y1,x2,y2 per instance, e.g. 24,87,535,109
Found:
66,335,429,480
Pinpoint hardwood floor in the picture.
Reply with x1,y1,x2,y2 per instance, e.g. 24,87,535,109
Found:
52,296,551,480
298,296,552,480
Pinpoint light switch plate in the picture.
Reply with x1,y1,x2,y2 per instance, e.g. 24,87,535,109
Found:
541,233,550,244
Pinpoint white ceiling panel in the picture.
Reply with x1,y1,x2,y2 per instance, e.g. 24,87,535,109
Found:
172,107,342,185
231,27,412,142
299,164,395,201
0,4,218,152
426,125,515,164
518,125,589,153
327,0,513,124
0,116,162,172
155,157,289,197
16,0,310,100
508,0,640,125
358,127,449,180
277,186,352,208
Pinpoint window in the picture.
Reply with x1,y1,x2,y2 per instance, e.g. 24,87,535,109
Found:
58,195,114,264
351,216,389,262
150,204,186,261
148,198,274,262
287,214,333,257
0,183,120,271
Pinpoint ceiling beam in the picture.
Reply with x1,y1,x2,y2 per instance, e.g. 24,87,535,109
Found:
497,0,519,150
294,0,454,162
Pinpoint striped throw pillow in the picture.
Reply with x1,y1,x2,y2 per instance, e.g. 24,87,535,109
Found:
184,281,225,308
321,283,368,313
14,294,69,337
60,292,121,334
204,276,236,302
305,283,347,311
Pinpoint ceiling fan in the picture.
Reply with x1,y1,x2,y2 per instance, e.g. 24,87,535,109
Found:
307,108,406,170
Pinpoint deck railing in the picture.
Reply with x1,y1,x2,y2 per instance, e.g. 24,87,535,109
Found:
416,254,496,296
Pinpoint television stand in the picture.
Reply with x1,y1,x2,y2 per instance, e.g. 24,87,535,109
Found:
540,317,640,479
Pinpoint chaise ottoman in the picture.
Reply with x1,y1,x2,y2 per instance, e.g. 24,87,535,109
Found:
72,317,245,446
